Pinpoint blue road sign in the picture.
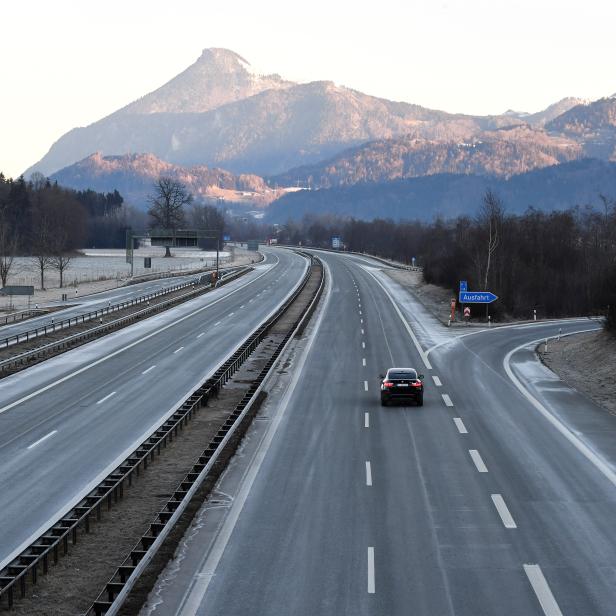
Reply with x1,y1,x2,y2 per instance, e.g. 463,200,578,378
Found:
459,280,468,292
459,291,498,304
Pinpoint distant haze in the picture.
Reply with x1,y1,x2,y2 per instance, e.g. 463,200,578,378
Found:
1,0,616,177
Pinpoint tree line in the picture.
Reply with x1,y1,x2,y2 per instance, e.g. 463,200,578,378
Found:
268,193,616,333
0,172,134,288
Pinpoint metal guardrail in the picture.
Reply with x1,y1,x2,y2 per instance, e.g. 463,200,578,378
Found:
0,281,199,350
87,255,323,616
0,309,49,327
0,256,322,611
0,268,249,375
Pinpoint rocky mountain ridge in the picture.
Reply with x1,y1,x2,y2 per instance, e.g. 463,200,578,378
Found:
50,152,278,208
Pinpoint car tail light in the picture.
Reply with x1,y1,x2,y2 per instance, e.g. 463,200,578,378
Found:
411,381,422,387
383,381,394,388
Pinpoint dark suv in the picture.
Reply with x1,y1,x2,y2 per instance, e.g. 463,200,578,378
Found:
380,368,424,406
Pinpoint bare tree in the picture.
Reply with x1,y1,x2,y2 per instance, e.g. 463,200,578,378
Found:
30,203,55,290
477,190,504,290
50,230,72,288
0,207,17,287
148,177,192,232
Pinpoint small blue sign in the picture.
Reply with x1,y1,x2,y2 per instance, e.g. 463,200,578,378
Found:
459,280,468,292
223,234,231,242
459,291,498,304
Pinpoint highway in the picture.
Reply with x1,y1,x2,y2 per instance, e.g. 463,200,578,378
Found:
146,250,616,616
0,248,308,572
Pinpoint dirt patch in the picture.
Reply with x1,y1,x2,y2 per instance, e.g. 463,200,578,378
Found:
386,269,455,324
538,330,616,416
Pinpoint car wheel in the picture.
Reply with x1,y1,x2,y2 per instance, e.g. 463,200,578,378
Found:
381,398,388,407
417,394,424,407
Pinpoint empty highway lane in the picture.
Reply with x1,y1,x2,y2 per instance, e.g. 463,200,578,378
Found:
0,248,308,571
148,250,615,616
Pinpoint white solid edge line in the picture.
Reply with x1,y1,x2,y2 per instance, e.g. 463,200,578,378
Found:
453,417,468,434
363,268,432,370
365,461,372,486
364,380,369,391
367,547,375,594
432,375,442,387
177,259,333,615
504,331,616,488
141,365,156,375
425,318,600,357
96,391,117,405
442,393,454,407
0,256,285,417
27,430,58,450
491,494,517,528
364,412,370,428
469,449,488,472
523,564,563,616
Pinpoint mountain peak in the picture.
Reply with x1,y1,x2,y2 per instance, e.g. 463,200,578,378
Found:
117,48,294,116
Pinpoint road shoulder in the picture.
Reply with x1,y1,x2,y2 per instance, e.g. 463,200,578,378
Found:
538,329,616,417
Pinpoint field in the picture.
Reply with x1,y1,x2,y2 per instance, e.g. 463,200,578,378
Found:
1,247,233,311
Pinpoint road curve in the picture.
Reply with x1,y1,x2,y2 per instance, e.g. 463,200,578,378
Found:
146,250,615,616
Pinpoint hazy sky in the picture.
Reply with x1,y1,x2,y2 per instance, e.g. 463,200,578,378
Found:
2,0,615,177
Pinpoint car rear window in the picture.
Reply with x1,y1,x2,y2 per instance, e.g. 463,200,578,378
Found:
388,370,417,380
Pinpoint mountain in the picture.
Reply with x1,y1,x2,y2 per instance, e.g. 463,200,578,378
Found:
546,97,616,159
26,48,528,178
266,159,616,222
504,97,587,126
118,48,294,115
50,152,277,208
272,126,582,188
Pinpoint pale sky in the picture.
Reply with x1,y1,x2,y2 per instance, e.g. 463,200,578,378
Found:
1,0,615,178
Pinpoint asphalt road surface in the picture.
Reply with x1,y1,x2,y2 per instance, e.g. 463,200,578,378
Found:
0,248,307,571
148,250,615,616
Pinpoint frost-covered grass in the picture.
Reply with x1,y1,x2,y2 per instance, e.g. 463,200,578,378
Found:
5,248,230,289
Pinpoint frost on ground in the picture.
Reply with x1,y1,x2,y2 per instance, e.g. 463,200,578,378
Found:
386,268,455,325
1,246,254,312
539,330,616,416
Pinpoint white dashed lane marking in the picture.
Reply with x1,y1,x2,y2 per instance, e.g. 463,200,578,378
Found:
469,449,488,473
453,418,468,434
97,391,117,405
523,564,563,616
27,430,58,450
442,393,454,407
432,375,442,387
491,494,517,529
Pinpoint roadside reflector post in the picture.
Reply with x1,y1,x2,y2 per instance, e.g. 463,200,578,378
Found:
488,315,491,327
545,338,548,352
533,309,537,321
558,328,562,341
